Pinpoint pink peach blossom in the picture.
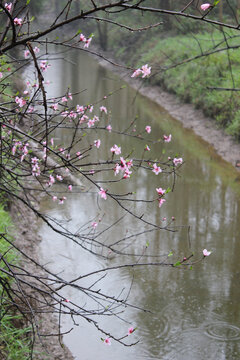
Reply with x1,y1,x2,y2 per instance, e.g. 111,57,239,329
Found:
152,163,162,175
120,157,126,169
173,157,183,166
87,119,95,128
201,3,211,11
110,144,121,155
141,64,151,78
126,159,133,168
24,50,30,58
158,198,166,208
59,196,66,205
61,96,68,103
93,115,99,122
156,187,166,196
40,60,50,71
51,103,58,111
131,68,142,78
131,64,151,78
94,139,101,149
80,114,88,123
99,187,107,200
27,106,34,113
100,106,107,114
15,96,26,107
145,125,151,134
48,175,55,186
163,134,172,143
79,33,86,42
5,3,12,12
32,163,41,176
106,124,112,132
123,168,132,179
203,249,211,257
84,37,92,48
61,111,68,117
31,157,39,164
114,163,121,176
128,327,134,335
12,146,17,155
14,17,22,25
68,111,77,119
33,46,40,54
104,337,111,346
76,151,82,159
76,104,84,113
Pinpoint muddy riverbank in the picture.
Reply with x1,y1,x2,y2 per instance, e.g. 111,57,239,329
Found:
10,201,74,360
90,47,240,171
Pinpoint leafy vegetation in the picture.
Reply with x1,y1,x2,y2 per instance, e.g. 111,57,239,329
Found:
137,30,240,138
0,205,31,359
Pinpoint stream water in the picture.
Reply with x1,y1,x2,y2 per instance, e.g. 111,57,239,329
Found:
38,49,240,360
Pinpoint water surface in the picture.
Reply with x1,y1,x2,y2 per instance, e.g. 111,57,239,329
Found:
38,49,240,360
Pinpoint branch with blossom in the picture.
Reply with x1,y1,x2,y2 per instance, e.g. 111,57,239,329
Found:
0,0,215,356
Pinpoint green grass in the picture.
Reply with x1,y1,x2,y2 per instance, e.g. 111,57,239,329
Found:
130,30,240,139
89,16,240,139
0,204,32,359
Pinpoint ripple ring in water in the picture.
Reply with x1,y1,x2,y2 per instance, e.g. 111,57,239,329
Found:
205,322,240,341
152,314,171,340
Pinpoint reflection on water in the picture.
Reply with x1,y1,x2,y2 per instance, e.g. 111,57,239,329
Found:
38,49,240,359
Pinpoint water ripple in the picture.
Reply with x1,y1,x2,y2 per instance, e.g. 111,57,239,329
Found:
205,322,240,341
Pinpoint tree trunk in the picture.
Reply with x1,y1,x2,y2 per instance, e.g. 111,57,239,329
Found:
219,1,223,23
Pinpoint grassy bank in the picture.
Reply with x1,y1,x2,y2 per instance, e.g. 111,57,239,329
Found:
0,204,31,359
129,30,240,139
83,14,240,139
